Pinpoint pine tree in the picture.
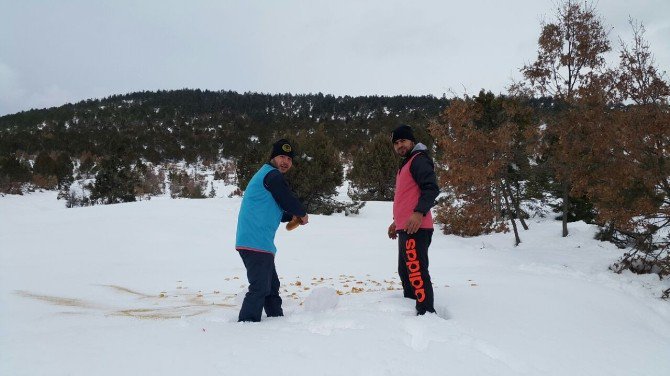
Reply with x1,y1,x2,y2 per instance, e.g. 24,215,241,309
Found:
89,156,138,204
33,151,57,176
32,151,58,189
54,152,74,189
348,132,397,201
0,155,32,193
286,127,345,214
234,141,266,192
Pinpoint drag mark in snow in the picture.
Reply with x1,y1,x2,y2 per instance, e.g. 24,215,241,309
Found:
15,290,101,310
101,284,153,298
111,306,211,320
103,284,237,320
15,285,238,320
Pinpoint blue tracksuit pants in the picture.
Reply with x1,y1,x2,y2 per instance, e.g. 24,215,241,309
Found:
238,249,283,322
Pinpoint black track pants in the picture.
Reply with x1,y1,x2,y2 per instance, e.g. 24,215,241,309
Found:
238,249,283,322
397,229,435,315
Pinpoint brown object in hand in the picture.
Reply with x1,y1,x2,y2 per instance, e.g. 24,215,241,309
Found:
286,216,302,231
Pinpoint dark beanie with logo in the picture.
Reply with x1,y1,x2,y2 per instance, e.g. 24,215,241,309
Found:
391,124,416,143
270,139,295,160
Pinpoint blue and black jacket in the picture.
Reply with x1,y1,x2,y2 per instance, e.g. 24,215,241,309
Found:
235,163,306,255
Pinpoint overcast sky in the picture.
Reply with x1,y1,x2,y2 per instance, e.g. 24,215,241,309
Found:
1,0,668,116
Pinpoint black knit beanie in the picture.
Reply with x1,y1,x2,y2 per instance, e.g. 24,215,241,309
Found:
270,139,295,160
391,124,416,143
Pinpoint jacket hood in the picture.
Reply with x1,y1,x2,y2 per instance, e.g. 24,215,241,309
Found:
400,143,430,169
411,143,428,153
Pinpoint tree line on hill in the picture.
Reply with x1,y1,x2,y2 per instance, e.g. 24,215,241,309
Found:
0,89,446,164
0,1,667,297
0,89,443,214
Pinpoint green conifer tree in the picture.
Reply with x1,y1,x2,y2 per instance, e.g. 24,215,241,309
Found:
348,132,397,201
89,156,138,204
286,127,344,214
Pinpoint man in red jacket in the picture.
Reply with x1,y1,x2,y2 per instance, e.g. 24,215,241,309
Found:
387,124,439,315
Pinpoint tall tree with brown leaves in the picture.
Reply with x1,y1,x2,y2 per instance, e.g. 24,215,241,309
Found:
517,0,611,237
604,22,669,293
430,91,534,245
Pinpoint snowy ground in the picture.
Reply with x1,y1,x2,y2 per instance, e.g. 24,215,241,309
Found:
1,191,670,376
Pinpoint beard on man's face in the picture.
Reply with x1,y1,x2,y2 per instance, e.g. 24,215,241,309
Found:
395,143,412,157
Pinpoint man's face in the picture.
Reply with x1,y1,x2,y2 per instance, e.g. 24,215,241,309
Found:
272,155,293,173
393,139,414,157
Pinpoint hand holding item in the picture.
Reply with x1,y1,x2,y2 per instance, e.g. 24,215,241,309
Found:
287,214,309,231
286,216,302,231
388,222,397,239
405,212,423,235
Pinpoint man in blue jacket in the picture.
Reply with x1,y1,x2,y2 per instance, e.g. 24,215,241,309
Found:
235,139,308,322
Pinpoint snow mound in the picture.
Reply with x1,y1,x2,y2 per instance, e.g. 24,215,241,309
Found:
303,287,339,312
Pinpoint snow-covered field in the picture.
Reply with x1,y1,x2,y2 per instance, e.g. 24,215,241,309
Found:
1,191,670,376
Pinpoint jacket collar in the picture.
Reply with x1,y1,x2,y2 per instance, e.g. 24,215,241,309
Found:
400,143,428,168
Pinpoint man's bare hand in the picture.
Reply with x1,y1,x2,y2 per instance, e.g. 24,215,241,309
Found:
405,212,423,234
299,214,309,225
388,222,397,239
